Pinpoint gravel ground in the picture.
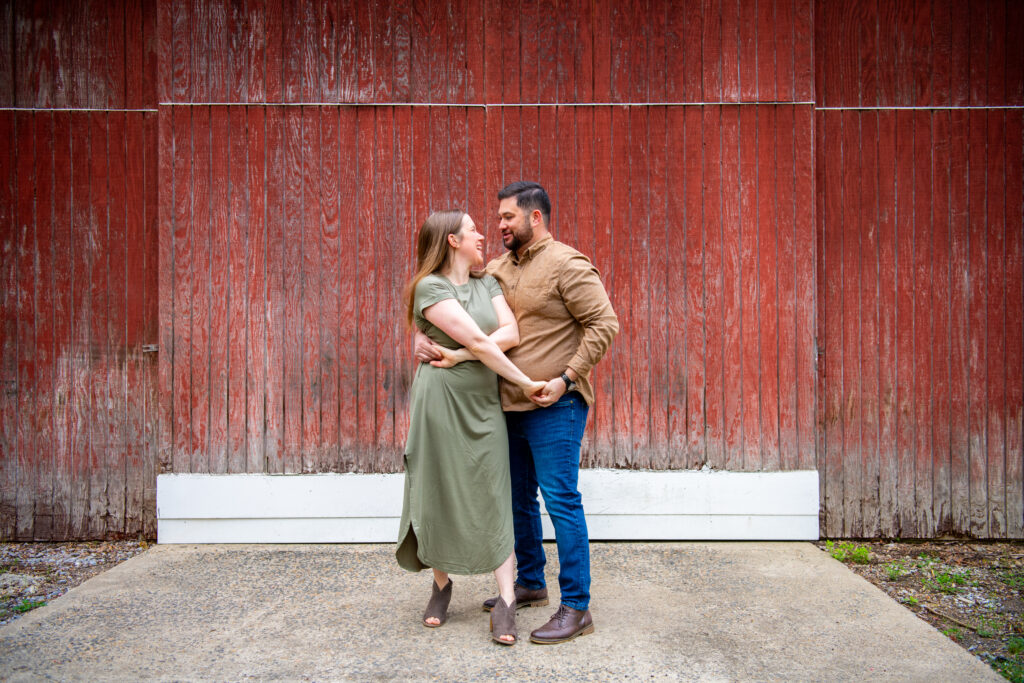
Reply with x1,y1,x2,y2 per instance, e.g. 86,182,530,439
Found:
0,541,148,627
817,540,1024,682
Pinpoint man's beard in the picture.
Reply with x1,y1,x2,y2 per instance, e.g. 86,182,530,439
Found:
505,225,534,252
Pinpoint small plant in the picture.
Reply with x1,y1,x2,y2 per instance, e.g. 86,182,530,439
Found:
1008,636,1024,656
901,595,919,606
13,599,46,614
990,657,1024,683
976,619,997,638
999,571,1024,591
941,627,962,641
885,561,906,581
825,540,871,564
915,553,938,569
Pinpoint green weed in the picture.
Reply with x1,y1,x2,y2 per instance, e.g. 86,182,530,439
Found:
990,658,1024,683
13,599,46,614
942,627,963,641
999,571,1024,591
825,540,871,564
885,561,906,581
901,595,919,606
1008,637,1024,656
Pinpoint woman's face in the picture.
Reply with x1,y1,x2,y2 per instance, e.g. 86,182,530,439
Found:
452,214,485,267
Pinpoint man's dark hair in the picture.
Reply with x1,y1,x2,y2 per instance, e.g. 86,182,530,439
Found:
498,181,551,224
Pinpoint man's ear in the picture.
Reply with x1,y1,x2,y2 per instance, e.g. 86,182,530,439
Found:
531,209,543,227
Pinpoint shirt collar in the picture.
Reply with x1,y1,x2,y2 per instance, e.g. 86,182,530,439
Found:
510,234,553,265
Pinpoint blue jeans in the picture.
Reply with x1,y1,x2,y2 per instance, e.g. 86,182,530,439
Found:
505,392,590,611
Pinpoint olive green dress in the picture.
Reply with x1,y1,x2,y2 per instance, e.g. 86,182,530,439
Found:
395,273,515,575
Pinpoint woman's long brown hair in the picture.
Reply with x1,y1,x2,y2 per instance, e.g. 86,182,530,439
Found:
405,210,466,328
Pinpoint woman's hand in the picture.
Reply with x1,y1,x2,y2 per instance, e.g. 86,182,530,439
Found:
429,346,470,368
519,379,547,400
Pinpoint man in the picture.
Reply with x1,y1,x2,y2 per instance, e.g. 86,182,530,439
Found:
415,181,618,644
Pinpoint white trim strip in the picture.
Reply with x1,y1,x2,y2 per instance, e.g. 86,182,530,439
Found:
157,101,818,108
816,105,1024,110
157,469,820,543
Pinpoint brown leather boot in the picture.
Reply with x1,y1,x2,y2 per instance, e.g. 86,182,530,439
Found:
481,583,549,612
529,604,594,644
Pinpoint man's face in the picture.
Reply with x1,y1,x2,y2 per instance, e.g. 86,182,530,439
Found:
498,196,534,253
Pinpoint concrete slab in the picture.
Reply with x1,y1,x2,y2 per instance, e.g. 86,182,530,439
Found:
0,542,1000,681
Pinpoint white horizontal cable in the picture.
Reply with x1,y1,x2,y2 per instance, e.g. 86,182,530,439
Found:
156,101,818,108
0,107,158,112
817,105,1024,110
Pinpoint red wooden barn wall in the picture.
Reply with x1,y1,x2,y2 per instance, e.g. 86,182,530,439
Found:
0,0,1020,539
816,0,1024,538
155,0,817,480
0,1,159,540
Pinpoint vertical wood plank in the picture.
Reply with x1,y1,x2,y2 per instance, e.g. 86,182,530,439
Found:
985,109,1006,535
1003,111,1023,536
776,105,798,472
227,107,248,472
264,106,284,471
158,0,174,103
282,107,302,471
86,112,108,537
794,0,813,101
227,0,249,102
265,0,282,102
592,106,614,460
648,106,668,464
757,106,780,471
338,107,359,469
910,0,932,106
68,112,91,537
683,106,707,467
794,104,815,471
739,107,759,470
246,105,267,472
894,110,916,536
573,107,597,459
171,109,192,474
319,107,341,471
483,0,502,103
336,1,357,102
447,0,466,102
0,112,15,538
169,0,191,101
986,0,1006,106
576,0,593,102
931,107,953,533
356,107,376,460
705,0,726,101
394,0,412,102
628,107,650,464
393,106,414,453
106,111,128,536
876,109,899,537
592,0,610,102
703,106,725,468
912,109,933,536
124,112,147,534
776,0,795,101
301,106,322,471
208,0,228,102
821,111,844,536
950,0,969,106
948,108,971,534
610,106,632,463
190,0,209,103
247,0,267,102
374,107,396,469
931,0,952,106
32,113,55,539
190,107,211,473
839,108,864,540
966,108,988,535
208,107,230,474
374,0,394,102
142,111,159,535
282,0,302,102
859,110,882,536
1007,1,1024,106
52,113,73,538
14,112,37,539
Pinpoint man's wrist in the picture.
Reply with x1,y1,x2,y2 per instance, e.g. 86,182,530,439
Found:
559,372,577,393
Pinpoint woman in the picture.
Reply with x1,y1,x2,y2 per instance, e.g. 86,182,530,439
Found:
396,210,544,646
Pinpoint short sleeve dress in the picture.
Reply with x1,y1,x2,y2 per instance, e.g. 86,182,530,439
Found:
395,273,515,575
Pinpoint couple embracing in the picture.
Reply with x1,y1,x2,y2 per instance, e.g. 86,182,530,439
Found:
395,181,619,645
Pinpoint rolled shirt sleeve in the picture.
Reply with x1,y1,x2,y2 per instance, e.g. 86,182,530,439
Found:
559,254,619,378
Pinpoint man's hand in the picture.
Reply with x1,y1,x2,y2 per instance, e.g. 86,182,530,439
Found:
414,330,444,364
529,377,567,407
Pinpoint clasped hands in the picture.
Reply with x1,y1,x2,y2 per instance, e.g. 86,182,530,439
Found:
414,339,566,407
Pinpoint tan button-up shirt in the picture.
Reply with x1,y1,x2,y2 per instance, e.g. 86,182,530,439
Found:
486,234,619,412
